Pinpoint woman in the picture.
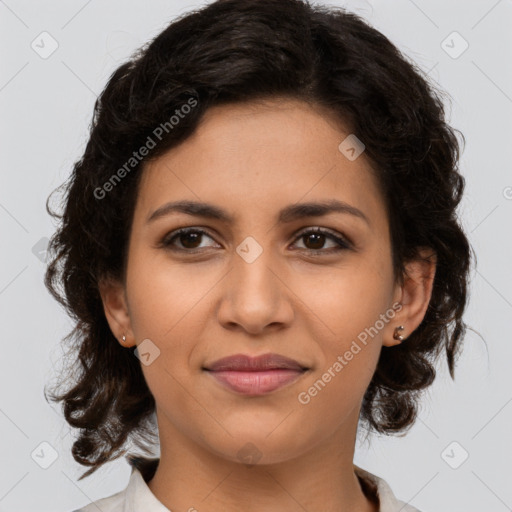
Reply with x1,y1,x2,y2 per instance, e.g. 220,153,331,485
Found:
44,0,472,510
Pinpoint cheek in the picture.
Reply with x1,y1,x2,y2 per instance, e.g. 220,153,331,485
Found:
293,252,393,403
126,248,213,341
125,252,219,396
297,251,393,337
293,266,389,425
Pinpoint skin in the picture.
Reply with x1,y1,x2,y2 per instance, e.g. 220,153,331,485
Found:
100,98,436,512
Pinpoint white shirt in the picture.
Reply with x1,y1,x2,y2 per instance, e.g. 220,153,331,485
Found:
72,463,421,512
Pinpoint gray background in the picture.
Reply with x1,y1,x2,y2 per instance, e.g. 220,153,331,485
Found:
1,0,511,511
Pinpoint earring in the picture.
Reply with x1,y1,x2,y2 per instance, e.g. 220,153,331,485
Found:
122,334,126,343
393,325,405,342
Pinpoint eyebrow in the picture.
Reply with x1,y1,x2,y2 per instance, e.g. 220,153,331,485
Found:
146,199,370,226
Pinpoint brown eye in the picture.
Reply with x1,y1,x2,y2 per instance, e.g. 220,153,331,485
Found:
303,232,326,250
291,228,351,254
177,231,203,249
159,226,351,255
161,228,218,252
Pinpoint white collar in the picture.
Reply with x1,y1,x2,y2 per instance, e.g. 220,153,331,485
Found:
122,466,169,512
353,464,421,512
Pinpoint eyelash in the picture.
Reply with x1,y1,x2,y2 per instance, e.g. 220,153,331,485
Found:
159,227,352,256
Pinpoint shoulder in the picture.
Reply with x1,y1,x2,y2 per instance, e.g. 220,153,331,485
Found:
69,462,169,512
354,464,424,512
68,467,132,512
70,488,126,512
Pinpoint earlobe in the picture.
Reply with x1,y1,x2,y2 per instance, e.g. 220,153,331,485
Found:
98,276,136,347
383,248,437,347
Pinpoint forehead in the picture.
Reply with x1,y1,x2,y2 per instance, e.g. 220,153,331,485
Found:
134,98,387,231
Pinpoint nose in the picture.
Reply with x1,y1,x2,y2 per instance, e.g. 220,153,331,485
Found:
216,244,294,335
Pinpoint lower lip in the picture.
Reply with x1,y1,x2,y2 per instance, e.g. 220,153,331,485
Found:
206,369,306,395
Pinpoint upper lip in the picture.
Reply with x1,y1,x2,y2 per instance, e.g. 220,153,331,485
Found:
204,353,308,372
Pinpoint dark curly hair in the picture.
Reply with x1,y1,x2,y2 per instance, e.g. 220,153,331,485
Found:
44,0,473,480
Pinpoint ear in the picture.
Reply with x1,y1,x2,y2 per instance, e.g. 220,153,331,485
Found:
383,247,437,347
98,276,136,348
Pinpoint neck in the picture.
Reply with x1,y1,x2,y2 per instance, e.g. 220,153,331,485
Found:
146,409,379,512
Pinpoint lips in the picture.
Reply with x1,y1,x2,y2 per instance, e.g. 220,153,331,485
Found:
203,353,309,395
204,353,308,372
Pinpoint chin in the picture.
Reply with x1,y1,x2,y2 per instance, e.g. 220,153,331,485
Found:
202,428,312,467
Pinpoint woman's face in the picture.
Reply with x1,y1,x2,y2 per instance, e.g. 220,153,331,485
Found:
107,98,407,464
